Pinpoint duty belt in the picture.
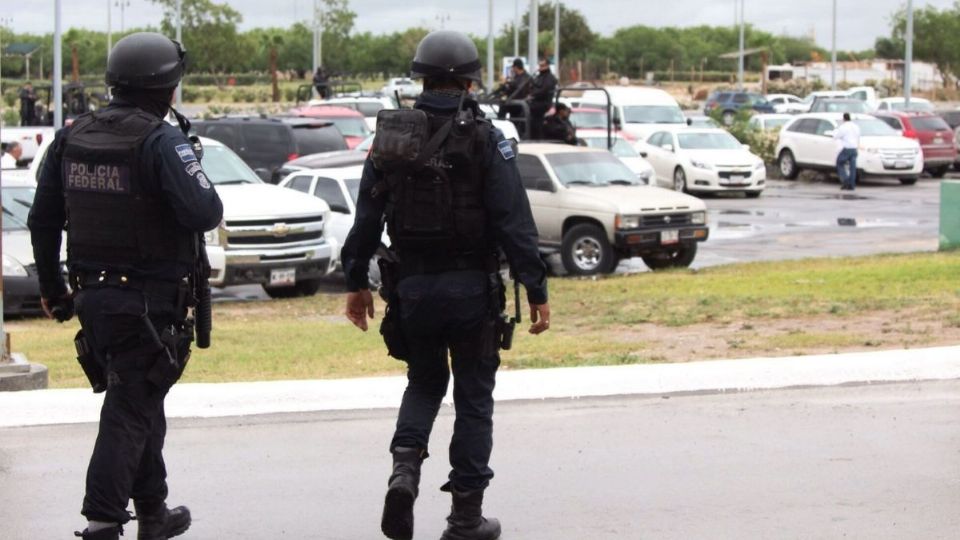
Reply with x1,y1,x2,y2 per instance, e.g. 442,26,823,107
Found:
397,252,499,277
72,270,185,301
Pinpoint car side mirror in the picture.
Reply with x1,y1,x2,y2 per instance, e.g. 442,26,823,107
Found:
686,118,693,126
329,203,350,214
254,168,272,182
661,143,674,152
535,177,556,192
612,117,622,128
639,150,648,158
823,130,835,137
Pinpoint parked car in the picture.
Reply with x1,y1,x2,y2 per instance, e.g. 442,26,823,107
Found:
577,86,686,140
873,111,957,177
845,86,879,110
577,130,654,184
703,91,775,124
643,128,766,197
936,110,960,170
2,176,66,316
776,113,922,185
685,115,721,129
875,97,934,112
570,107,612,130
809,98,870,114
312,96,396,131
516,143,709,274
781,91,849,114
191,116,347,182
765,93,803,113
381,77,423,99
748,113,793,131
288,105,373,149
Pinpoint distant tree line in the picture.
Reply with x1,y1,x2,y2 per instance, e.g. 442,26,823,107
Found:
0,0,936,86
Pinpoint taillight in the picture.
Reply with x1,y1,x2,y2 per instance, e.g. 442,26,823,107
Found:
36,133,44,145
903,129,918,139
287,153,299,161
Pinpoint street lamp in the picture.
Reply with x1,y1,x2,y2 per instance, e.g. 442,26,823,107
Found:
737,0,745,90
905,0,914,108
0,16,12,98
116,0,131,33
436,14,450,30
831,0,837,90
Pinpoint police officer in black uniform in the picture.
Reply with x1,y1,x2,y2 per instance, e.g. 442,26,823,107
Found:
528,58,558,140
341,30,550,540
28,32,223,540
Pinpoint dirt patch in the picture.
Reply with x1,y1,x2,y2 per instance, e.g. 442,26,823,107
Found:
607,307,960,362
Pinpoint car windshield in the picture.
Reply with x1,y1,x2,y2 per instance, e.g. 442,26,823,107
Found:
689,118,719,128
2,186,34,230
200,145,262,184
677,132,742,150
764,117,790,130
582,137,639,158
853,119,898,136
622,105,685,124
570,109,607,129
910,116,950,131
814,100,868,113
327,117,370,138
292,126,348,155
355,102,384,116
892,101,934,112
545,151,640,186
344,178,361,203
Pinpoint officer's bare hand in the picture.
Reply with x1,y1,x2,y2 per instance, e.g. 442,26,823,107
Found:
345,290,376,331
529,303,550,335
40,293,73,321
40,297,55,320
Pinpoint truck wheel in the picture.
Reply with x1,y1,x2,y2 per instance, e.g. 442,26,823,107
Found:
928,165,949,178
295,279,321,296
745,190,762,198
899,177,918,185
262,284,300,299
778,149,799,180
561,223,615,276
673,167,689,193
641,242,698,270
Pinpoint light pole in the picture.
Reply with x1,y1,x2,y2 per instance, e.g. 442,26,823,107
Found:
514,0,520,57
312,0,323,79
175,0,182,109
116,0,131,33
0,16,11,99
528,0,538,72
554,1,560,84
487,0,494,91
54,0,64,129
436,13,450,30
831,0,837,90
905,0,914,108
737,0,744,90
107,0,112,63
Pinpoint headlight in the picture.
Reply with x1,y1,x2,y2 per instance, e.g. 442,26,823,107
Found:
3,254,29,277
617,215,641,229
691,211,707,225
690,159,713,170
754,161,765,170
204,222,226,246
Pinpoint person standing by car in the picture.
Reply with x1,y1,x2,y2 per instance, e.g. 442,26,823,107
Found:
528,58,558,140
494,59,532,130
1,141,23,168
340,30,550,540
27,32,223,540
19,81,38,126
541,102,577,145
833,112,861,190
313,66,330,99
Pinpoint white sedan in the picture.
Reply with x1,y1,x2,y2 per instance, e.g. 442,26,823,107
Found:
641,128,766,197
765,93,803,114
578,132,655,184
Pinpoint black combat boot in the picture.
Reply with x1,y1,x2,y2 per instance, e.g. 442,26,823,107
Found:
439,483,501,540
74,524,123,539
381,447,427,540
133,501,191,540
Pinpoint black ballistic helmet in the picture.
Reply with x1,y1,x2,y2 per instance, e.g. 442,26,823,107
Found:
410,30,482,83
106,32,187,90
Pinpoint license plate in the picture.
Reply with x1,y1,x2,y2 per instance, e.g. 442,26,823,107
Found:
894,160,911,169
269,268,296,286
661,230,680,245
934,137,944,144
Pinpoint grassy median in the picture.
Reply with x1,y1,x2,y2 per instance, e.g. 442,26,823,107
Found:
8,252,960,388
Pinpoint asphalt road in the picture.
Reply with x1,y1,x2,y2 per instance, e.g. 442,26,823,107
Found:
2,381,958,539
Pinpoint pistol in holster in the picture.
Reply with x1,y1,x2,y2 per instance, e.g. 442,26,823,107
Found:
377,254,410,361
142,308,194,391
490,271,520,351
74,330,107,393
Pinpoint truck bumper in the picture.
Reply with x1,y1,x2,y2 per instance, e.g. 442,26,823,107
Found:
208,241,335,287
614,227,710,256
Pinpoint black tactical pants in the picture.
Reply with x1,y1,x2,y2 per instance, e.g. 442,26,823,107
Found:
75,287,185,524
390,270,501,492
529,101,551,140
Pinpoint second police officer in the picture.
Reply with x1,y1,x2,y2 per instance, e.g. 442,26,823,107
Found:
28,33,223,540
341,30,551,540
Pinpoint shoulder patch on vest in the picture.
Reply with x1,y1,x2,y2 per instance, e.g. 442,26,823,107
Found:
175,144,197,163
497,139,515,161
196,172,211,189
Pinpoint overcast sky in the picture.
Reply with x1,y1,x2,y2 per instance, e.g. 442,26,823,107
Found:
1,0,954,51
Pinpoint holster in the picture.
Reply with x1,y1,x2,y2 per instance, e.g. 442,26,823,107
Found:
74,330,107,393
489,272,516,351
144,315,194,391
377,257,409,361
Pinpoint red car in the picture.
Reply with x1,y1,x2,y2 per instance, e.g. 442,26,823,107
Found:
873,111,957,177
288,105,372,149
569,107,634,141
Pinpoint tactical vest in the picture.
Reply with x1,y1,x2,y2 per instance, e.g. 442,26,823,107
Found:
371,106,494,272
61,107,195,269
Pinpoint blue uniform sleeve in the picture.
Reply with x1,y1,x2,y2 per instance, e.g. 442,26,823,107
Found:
144,125,223,232
340,158,387,291
27,127,69,299
483,129,549,304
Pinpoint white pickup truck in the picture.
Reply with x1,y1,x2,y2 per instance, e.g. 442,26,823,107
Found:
1,125,56,165
23,135,336,298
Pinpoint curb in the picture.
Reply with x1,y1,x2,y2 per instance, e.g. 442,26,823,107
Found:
1,345,958,428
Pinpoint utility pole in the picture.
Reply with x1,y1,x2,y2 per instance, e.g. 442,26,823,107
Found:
311,0,319,75
514,0,520,57
487,0,494,91
528,0,538,72
107,0,112,63
116,1,131,33
905,0,914,108
175,0,182,109
0,17,11,99
737,0,744,90
54,0,64,129
554,1,560,84
831,0,837,90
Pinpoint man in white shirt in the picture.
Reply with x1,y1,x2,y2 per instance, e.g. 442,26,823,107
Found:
1,142,23,169
833,113,861,190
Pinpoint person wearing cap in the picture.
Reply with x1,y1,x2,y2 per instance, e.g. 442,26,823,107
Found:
28,32,222,540
340,29,550,540
494,58,532,135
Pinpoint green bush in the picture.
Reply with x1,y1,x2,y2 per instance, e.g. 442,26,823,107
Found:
709,107,779,164
3,108,20,126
